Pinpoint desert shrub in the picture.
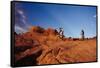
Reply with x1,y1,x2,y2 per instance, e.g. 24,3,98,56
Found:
29,26,45,33
45,28,59,35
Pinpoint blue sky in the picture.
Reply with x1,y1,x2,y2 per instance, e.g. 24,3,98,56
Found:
15,2,97,38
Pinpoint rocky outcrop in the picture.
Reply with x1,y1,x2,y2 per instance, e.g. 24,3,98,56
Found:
14,26,96,66
29,26,45,33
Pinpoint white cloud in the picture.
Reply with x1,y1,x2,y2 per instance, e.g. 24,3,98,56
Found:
17,9,28,25
22,19,26,24
15,9,31,33
15,25,27,33
17,9,24,15
22,15,26,19
17,9,26,19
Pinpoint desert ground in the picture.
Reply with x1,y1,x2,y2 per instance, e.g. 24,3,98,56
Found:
14,26,97,66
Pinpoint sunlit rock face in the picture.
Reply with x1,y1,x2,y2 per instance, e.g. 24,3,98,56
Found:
14,26,97,66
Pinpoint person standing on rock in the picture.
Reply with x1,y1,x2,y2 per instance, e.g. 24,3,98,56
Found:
81,29,85,40
59,28,64,39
